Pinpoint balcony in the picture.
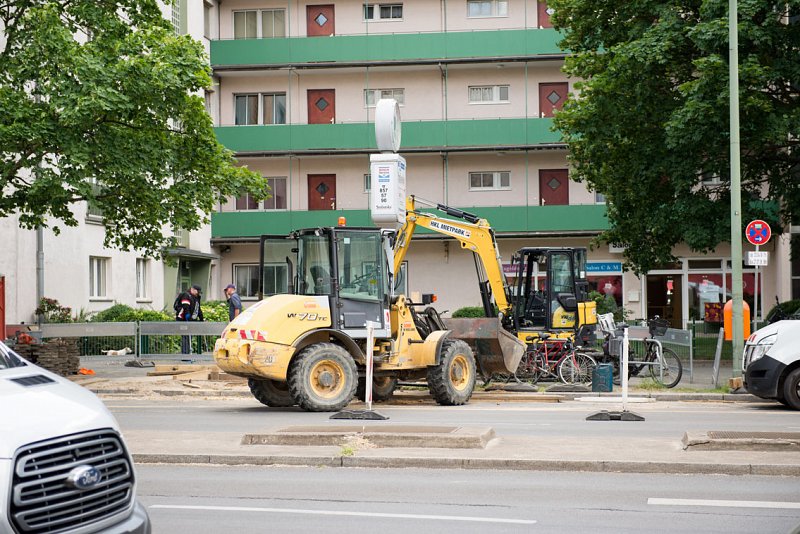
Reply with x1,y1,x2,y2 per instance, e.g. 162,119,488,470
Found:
211,29,563,69
215,117,561,155
211,205,608,238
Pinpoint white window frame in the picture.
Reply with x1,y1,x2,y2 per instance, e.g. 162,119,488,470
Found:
364,88,405,107
469,171,511,191
203,1,212,39
136,258,150,301
233,8,286,39
594,191,606,204
363,3,404,21
171,0,182,34
89,256,109,299
263,177,288,210
467,0,508,18
468,85,509,104
234,92,287,126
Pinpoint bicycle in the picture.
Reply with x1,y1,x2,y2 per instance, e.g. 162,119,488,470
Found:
627,317,683,388
514,333,597,385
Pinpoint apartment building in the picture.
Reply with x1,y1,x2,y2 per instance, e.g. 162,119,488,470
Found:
203,0,795,327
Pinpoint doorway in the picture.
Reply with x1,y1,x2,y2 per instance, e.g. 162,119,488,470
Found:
308,174,336,210
306,4,335,37
539,82,568,118
539,169,569,206
307,89,335,124
646,274,683,327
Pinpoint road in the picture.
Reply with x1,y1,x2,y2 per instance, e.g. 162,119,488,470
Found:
137,465,800,534
106,397,800,440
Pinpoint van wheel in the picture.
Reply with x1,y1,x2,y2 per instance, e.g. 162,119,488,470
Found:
248,378,295,407
356,376,397,402
782,368,800,410
427,340,476,406
288,343,358,412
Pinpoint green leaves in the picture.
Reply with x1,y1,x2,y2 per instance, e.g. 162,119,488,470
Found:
0,0,264,257
550,0,798,274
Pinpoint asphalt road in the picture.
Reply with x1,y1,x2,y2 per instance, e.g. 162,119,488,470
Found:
105,397,800,440
137,465,800,534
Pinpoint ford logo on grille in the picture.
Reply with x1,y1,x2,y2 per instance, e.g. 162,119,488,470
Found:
65,465,102,490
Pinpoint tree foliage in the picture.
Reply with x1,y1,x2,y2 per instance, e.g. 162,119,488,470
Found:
550,0,799,274
0,1,266,256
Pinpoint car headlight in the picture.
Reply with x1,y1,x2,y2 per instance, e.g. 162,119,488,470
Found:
744,333,776,369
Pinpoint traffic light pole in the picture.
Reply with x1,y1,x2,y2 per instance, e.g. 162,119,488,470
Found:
729,0,744,377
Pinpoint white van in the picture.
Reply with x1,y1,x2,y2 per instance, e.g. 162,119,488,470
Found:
743,320,800,410
0,341,151,533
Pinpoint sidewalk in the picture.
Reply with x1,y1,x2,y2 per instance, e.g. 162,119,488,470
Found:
68,367,800,478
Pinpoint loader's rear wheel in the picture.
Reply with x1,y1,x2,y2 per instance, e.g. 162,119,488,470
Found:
288,343,357,412
427,339,476,406
248,378,295,407
356,376,398,402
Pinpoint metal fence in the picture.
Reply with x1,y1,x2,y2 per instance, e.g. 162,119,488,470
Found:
39,321,227,359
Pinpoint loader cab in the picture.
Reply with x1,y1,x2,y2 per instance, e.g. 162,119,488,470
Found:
259,227,390,338
511,247,591,334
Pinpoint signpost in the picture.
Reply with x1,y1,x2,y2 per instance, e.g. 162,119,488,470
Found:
744,220,771,334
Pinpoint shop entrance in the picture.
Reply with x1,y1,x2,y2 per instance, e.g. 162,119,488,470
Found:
646,274,683,327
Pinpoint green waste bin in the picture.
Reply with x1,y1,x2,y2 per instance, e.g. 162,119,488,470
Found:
592,363,613,392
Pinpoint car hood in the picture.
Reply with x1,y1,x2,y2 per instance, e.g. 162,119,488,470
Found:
747,321,786,344
0,365,118,459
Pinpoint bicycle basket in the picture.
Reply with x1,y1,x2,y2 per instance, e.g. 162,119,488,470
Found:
608,337,625,357
648,317,669,337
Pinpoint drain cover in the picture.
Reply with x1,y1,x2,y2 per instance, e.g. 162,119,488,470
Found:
707,431,800,440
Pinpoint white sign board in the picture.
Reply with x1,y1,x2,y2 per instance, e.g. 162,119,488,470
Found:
370,153,406,228
746,251,769,266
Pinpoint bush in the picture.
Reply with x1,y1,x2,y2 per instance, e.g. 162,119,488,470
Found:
452,306,487,318
35,297,73,323
766,299,800,321
201,300,230,323
588,291,630,322
91,304,171,323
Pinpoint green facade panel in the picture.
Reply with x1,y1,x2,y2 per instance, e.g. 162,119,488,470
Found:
211,29,562,67
211,205,608,238
215,118,560,154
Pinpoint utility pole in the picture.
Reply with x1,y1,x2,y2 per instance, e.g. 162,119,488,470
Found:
729,0,744,376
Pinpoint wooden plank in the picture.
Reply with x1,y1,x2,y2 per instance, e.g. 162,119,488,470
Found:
147,364,219,377
173,370,213,381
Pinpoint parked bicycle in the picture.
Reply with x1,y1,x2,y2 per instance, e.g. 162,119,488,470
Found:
596,314,683,388
513,333,597,385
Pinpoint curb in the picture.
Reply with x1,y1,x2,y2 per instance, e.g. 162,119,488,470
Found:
130,453,800,477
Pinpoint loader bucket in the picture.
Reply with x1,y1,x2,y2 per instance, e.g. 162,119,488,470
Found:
442,318,525,378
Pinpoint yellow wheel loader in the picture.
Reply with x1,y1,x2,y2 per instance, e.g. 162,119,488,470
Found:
213,225,520,412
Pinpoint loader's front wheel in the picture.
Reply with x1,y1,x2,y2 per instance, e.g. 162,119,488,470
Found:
356,376,398,403
427,339,476,406
288,343,358,412
248,378,295,408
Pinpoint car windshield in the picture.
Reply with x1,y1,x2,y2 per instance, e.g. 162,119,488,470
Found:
0,342,27,369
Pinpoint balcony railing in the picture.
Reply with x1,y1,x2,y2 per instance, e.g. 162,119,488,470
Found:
215,117,561,155
211,28,563,68
211,205,608,238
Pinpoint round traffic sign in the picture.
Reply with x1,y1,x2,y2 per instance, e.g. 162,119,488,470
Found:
745,220,771,246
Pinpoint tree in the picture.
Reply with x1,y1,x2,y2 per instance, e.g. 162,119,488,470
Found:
0,1,266,257
550,0,799,274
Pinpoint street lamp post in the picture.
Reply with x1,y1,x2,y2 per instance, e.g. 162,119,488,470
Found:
729,0,744,376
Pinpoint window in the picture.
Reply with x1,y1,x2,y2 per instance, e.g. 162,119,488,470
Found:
364,3,403,20
233,10,257,39
234,9,286,39
86,177,104,219
235,93,286,125
236,192,258,210
203,1,212,38
469,171,510,191
337,232,383,301
171,0,182,34
234,264,288,298
262,93,286,125
469,85,509,103
264,177,287,210
364,88,404,107
262,9,286,37
363,173,371,193
594,191,606,204
136,258,149,299
89,257,108,298
467,0,508,17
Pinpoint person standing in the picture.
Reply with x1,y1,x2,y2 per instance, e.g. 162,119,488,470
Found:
225,284,243,322
174,285,203,354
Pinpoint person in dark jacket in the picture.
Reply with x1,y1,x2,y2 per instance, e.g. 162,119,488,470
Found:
175,285,203,354
225,284,243,322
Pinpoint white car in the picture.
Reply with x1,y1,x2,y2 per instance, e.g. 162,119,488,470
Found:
743,321,800,410
0,341,151,533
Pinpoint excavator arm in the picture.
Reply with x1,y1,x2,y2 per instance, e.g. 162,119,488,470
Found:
393,196,513,317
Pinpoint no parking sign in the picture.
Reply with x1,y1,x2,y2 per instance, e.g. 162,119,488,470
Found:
745,220,771,246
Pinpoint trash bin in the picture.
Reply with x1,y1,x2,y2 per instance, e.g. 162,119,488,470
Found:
592,363,613,392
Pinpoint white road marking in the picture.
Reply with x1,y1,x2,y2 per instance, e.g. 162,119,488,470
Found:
149,504,537,524
648,498,800,510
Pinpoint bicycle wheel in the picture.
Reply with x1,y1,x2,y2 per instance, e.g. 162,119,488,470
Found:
515,351,544,385
649,347,683,388
558,352,597,384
